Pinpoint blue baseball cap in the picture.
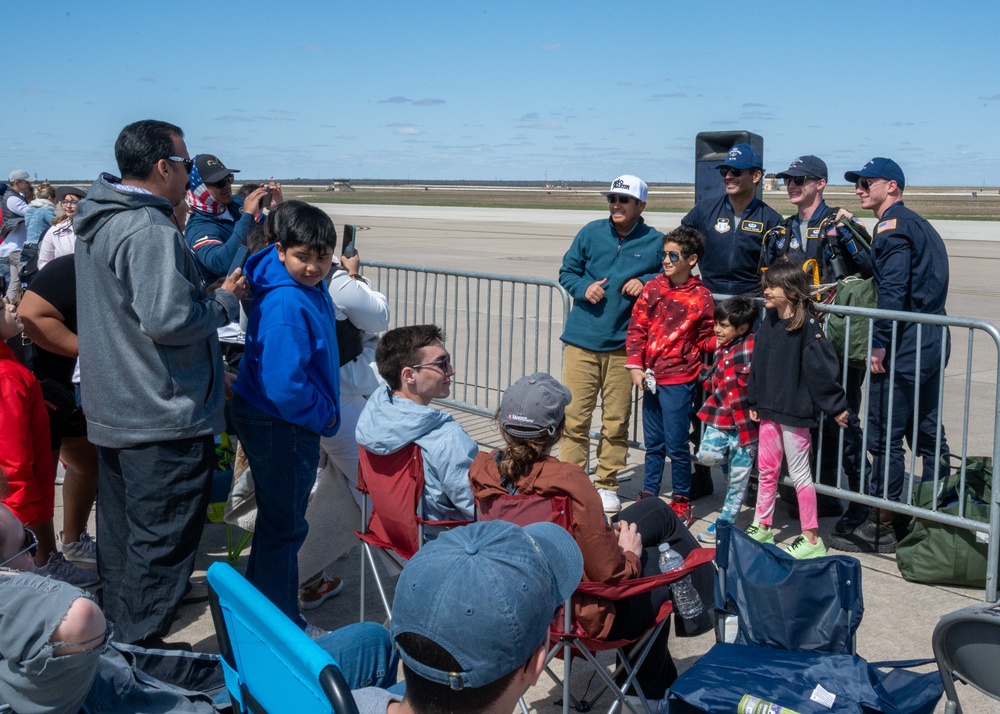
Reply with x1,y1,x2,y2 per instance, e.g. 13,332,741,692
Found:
715,143,763,171
391,520,583,690
844,157,905,190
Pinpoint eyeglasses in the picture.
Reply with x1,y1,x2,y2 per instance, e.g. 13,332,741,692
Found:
855,177,883,191
718,167,743,178
0,527,38,567
208,175,235,188
166,156,194,174
606,194,634,205
61,198,80,206
782,176,819,186
410,355,453,373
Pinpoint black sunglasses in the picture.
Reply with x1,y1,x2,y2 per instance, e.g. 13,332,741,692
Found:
718,167,743,178
0,527,37,567
783,176,819,186
208,175,235,189
855,177,883,191
166,156,194,174
606,194,634,205
410,355,452,373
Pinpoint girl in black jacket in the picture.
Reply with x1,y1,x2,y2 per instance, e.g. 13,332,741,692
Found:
746,262,849,559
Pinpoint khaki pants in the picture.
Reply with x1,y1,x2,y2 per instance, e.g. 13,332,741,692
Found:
559,344,632,491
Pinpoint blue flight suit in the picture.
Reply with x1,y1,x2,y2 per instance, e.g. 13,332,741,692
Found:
866,202,950,502
682,195,782,296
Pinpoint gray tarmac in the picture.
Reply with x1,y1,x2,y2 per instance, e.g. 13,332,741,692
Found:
65,203,997,712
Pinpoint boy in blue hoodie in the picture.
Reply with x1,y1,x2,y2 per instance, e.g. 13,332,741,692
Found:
232,201,340,634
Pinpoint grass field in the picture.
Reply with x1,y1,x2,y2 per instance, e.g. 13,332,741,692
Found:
279,183,1000,221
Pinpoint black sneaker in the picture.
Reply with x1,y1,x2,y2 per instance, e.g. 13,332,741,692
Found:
828,513,897,554
835,502,870,534
689,465,715,501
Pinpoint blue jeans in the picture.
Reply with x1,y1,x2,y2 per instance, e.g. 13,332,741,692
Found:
232,396,320,627
642,381,697,497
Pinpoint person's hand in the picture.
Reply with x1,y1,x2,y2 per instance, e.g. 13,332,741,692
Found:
221,268,249,299
834,208,855,222
326,414,338,429
834,410,849,428
869,347,886,374
585,278,608,304
224,372,237,399
629,368,647,389
749,409,760,422
242,187,270,217
266,181,283,207
621,278,644,297
340,252,361,276
616,520,642,558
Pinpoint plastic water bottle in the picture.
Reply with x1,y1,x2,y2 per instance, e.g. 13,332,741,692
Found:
657,543,703,619
737,694,801,714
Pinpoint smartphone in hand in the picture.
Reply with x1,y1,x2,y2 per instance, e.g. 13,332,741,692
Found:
341,224,357,258
228,246,249,277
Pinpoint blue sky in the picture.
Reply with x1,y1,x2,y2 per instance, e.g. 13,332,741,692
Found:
6,1,1000,186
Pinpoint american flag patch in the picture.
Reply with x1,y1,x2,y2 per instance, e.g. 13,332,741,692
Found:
876,219,897,233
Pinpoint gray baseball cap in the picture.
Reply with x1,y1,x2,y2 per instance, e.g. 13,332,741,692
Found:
499,372,572,439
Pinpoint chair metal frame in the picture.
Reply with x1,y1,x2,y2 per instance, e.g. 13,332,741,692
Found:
932,600,1000,714
206,561,359,714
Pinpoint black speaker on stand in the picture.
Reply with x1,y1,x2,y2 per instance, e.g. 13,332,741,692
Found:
694,131,765,204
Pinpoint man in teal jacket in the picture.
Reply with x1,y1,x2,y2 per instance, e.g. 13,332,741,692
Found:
558,175,664,513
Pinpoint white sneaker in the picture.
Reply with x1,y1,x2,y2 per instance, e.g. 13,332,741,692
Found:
304,622,329,641
59,531,97,565
35,552,100,588
598,488,621,513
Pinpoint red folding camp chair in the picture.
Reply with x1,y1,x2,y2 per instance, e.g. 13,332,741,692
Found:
477,490,714,714
355,443,472,623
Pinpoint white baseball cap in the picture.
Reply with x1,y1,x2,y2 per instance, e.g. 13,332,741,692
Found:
600,175,647,202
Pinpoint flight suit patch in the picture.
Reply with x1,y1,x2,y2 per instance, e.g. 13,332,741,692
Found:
715,218,731,233
741,220,763,233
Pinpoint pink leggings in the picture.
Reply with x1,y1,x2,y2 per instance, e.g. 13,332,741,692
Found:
754,419,818,531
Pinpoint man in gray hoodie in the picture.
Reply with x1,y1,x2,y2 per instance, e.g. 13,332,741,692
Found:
74,119,247,647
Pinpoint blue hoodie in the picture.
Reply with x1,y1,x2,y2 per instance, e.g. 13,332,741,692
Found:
233,244,340,436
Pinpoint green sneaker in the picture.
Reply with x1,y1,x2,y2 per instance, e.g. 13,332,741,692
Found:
745,522,775,545
786,535,828,560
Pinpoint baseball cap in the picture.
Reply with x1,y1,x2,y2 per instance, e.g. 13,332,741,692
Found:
775,155,828,180
194,154,240,184
844,157,905,190
391,520,583,690
715,143,763,171
600,175,648,202
8,170,30,183
499,372,572,439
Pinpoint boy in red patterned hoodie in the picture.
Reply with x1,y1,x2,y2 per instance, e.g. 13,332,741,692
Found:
694,295,758,544
625,226,714,525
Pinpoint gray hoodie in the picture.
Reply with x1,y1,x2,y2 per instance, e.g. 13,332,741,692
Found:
74,173,238,448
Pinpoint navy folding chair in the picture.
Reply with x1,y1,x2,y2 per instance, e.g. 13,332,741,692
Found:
207,562,359,714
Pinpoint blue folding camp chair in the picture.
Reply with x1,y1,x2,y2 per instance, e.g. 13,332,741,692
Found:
206,562,359,714
669,521,943,714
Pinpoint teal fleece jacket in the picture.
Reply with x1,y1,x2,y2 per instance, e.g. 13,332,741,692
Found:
558,217,664,352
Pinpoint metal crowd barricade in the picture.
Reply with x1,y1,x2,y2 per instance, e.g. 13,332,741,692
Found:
365,261,571,418
361,260,1000,600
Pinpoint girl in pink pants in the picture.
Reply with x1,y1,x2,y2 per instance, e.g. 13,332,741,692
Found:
745,262,849,559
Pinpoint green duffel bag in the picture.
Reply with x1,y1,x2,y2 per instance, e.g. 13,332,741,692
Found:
825,274,877,369
896,455,993,586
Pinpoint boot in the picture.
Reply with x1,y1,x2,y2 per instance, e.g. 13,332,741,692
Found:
828,508,897,554
835,501,870,534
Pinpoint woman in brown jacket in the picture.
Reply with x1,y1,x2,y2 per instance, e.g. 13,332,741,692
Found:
469,372,714,704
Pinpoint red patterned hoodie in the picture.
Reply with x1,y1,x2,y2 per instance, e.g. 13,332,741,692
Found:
625,273,715,385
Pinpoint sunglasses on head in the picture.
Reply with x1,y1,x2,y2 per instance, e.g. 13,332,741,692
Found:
606,194,634,205
0,527,37,567
718,167,743,178
166,156,194,174
855,177,883,191
783,176,819,186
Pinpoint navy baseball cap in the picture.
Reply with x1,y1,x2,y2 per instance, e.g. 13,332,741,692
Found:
499,373,572,439
391,520,583,690
776,155,828,180
844,157,905,190
715,143,763,171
